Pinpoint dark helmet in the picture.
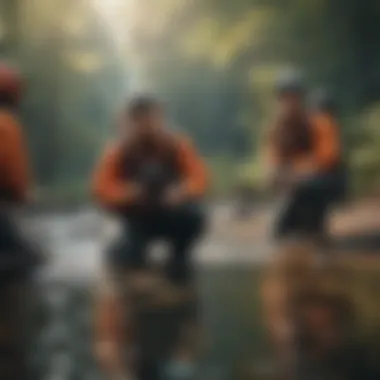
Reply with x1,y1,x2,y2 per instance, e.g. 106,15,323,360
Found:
0,63,23,105
310,88,337,114
126,94,161,119
275,69,306,97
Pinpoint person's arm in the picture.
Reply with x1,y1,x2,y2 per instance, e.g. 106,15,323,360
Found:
176,137,208,199
92,142,140,209
262,129,294,190
1,118,31,203
312,115,341,171
284,116,341,179
264,132,280,171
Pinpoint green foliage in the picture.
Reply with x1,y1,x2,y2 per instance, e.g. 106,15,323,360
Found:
350,103,380,194
7,0,126,192
130,0,380,197
2,0,380,202
206,156,239,197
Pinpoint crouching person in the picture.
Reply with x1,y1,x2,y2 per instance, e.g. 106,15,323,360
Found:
92,95,208,380
93,95,207,283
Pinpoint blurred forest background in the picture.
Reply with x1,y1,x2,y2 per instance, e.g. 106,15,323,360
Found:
1,0,380,205
1,3,380,379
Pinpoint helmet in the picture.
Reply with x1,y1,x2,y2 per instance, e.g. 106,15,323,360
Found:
311,88,337,114
275,69,306,97
126,94,161,119
0,63,23,105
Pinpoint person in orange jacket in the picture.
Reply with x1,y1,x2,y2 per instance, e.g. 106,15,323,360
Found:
0,63,40,380
266,72,345,243
92,96,207,379
0,64,30,204
93,95,208,281
0,63,40,273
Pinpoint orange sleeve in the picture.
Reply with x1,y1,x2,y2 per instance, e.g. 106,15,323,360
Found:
1,117,31,202
92,143,134,208
177,137,208,198
312,115,341,170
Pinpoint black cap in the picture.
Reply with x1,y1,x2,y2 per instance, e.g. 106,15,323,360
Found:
126,95,161,118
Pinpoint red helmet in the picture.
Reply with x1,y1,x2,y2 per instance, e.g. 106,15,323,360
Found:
0,63,22,104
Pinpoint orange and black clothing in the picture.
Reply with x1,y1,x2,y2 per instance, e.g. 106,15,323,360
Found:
0,109,37,380
0,108,39,273
0,110,30,203
92,134,207,211
267,112,341,175
92,133,207,281
267,112,345,238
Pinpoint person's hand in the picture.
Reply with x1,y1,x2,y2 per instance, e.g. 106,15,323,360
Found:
127,182,146,204
294,157,318,177
270,169,294,192
270,162,317,193
163,185,187,207
294,165,317,181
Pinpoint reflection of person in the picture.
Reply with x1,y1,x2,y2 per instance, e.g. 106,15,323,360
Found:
92,95,207,379
262,242,379,380
94,271,202,380
0,63,40,380
292,290,378,380
260,242,317,378
266,71,344,243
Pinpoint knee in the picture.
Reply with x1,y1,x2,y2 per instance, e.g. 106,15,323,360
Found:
106,235,145,271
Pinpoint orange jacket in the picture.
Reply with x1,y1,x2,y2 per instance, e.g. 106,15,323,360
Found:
92,135,208,209
266,113,341,173
0,110,30,202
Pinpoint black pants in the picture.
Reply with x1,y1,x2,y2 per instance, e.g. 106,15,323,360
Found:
108,202,205,283
134,355,162,380
274,168,347,240
0,279,38,380
0,210,41,379
0,210,42,280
